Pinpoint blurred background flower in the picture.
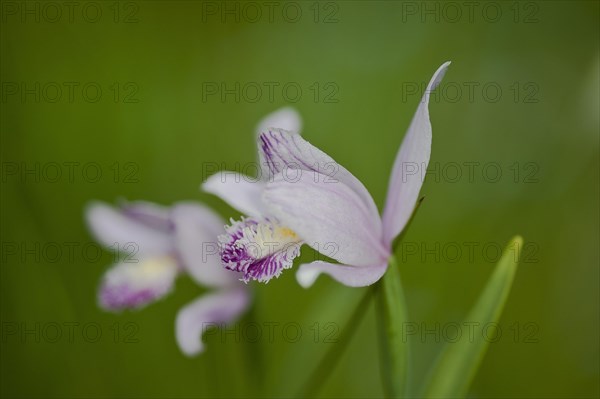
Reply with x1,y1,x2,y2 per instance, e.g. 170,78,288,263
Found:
85,200,250,356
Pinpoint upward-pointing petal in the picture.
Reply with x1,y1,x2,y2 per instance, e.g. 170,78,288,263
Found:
255,107,303,179
119,200,172,233
382,62,450,246
85,201,172,256
255,107,303,138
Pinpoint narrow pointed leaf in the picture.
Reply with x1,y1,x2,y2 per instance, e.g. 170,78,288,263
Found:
376,255,410,398
422,235,523,398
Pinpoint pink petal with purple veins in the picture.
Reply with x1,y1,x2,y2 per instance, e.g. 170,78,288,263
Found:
85,201,173,256
257,129,381,228
264,172,389,268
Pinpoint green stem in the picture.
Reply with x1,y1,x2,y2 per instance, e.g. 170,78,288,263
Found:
242,302,263,396
376,255,410,398
374,197,423,397
297,288,373,398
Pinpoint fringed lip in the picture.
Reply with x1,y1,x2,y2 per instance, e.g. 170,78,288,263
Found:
219,217,302,283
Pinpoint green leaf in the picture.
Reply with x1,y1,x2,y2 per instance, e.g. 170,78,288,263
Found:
376,255,410,398
421,235,524,398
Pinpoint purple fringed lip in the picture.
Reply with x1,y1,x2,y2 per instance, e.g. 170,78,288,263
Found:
242,247,300,283
219,217,302,283
219,218,258,274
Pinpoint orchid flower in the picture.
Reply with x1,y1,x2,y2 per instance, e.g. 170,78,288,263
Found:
85,200,249,356
203,62,450,287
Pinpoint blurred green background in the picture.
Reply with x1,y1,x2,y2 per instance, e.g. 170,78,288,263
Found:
1,1,598,398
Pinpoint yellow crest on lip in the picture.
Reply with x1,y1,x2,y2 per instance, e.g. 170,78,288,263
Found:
276,227,299,240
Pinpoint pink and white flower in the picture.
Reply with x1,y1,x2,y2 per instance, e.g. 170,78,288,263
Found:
85,200,249,356
203,62,450,287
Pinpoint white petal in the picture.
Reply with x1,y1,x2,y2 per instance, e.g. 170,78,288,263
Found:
175,288,250,356
85,201,172,256
119,200,172,232
171,202,239,287
257,129,381,226
98,256,179,311
255,107,302,138
382,61,451,245
202,172,267,217
296,260,387,288
263,172,389,267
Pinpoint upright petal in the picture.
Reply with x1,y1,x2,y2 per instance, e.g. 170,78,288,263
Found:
85,201,172,256
256,107,303,179
296,260,387,288
175,288,250,356
255,107,302,138
119,200,173,233
257,129,381,225
382,62,451,245
263,172,389,267
171,202,239,287
98,256,179,311
202,172,267,217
